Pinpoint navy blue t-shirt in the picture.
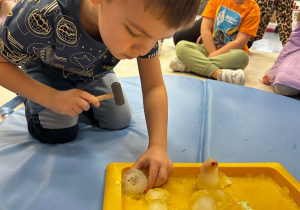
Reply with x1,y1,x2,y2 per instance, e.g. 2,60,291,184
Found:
0,0,158,80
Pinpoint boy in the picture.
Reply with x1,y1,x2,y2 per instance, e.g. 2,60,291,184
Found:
0,0,200,192
170,0,260,86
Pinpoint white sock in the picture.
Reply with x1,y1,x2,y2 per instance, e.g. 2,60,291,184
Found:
217,69,245,86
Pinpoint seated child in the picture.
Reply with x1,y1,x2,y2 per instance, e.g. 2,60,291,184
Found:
169,0,260,86
263,13,300,96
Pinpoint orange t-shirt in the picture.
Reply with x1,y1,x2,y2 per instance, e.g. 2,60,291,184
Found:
201,0,260,54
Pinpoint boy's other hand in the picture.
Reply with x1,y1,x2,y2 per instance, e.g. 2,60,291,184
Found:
208,50,220,58
48,89,100,117
132,146,173,192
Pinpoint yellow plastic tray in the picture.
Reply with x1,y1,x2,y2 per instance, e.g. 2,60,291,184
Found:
103,163,300,210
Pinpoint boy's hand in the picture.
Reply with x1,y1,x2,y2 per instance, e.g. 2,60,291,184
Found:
208,51,218,58
48,89,100,117
196,35,202,44
132,146,173,192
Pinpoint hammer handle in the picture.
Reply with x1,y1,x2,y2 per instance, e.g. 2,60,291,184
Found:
96,93,114,102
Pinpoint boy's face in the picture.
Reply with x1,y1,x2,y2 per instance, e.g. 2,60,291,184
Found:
95,0,177,60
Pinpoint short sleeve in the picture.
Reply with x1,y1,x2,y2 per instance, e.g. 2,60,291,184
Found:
239,3,260,37
201,0,217,19
139,41,159,59
0,0,55,65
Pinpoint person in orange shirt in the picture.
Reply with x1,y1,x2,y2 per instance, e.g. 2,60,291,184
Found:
169,0,260,86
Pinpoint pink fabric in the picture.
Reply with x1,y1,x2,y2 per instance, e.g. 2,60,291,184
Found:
265,22,300,90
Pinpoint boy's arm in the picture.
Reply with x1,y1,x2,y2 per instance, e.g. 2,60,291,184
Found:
208,31,252,58
132,55,173,192
0,55,99,116
0,0,16,17
201,17,217,55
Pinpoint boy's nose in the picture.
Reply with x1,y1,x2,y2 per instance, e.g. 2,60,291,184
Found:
131,45,149,57
132,42,156,56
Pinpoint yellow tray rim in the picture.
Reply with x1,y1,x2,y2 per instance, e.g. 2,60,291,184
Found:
103,162,300,210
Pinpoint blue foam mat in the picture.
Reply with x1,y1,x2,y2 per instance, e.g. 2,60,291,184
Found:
0,75,299,210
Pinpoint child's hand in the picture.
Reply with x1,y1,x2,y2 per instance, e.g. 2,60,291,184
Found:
208,51,219,58
48,89,100,117
196,35,202,44
132,146,173,192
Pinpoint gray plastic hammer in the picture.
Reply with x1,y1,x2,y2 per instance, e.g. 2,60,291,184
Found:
96,82,125,106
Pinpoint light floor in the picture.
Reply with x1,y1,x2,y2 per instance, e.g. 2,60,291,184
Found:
251,32,283,53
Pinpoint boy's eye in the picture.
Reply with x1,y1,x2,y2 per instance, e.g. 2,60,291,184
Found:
126,26,139,38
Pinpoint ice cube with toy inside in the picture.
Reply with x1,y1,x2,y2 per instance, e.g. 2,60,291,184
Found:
104,159,300,210
121,168,148,198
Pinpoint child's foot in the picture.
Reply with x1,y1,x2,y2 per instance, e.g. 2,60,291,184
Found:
217,69,245,86
169,57,192,73
263,75,271,85
273,83,300,96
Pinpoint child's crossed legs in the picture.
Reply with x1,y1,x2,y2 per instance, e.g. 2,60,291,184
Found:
170,40,249,85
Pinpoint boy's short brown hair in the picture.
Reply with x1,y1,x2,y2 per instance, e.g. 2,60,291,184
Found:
143,0,201,29
297,12,300,22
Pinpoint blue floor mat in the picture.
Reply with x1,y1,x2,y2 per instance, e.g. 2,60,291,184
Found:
0,75,299,210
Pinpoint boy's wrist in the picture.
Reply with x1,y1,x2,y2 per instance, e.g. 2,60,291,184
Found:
148,141,168,152
32,83,58,109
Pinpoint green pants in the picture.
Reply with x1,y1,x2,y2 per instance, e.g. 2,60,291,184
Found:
176,41,249,77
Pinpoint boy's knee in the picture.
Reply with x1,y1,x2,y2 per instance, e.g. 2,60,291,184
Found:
175,40,191,58
91,98,133,130
240,51,249,69
26,104,79,144
28,121,79,144
230,49,249,69
99,110,132,130
240,51,249,67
